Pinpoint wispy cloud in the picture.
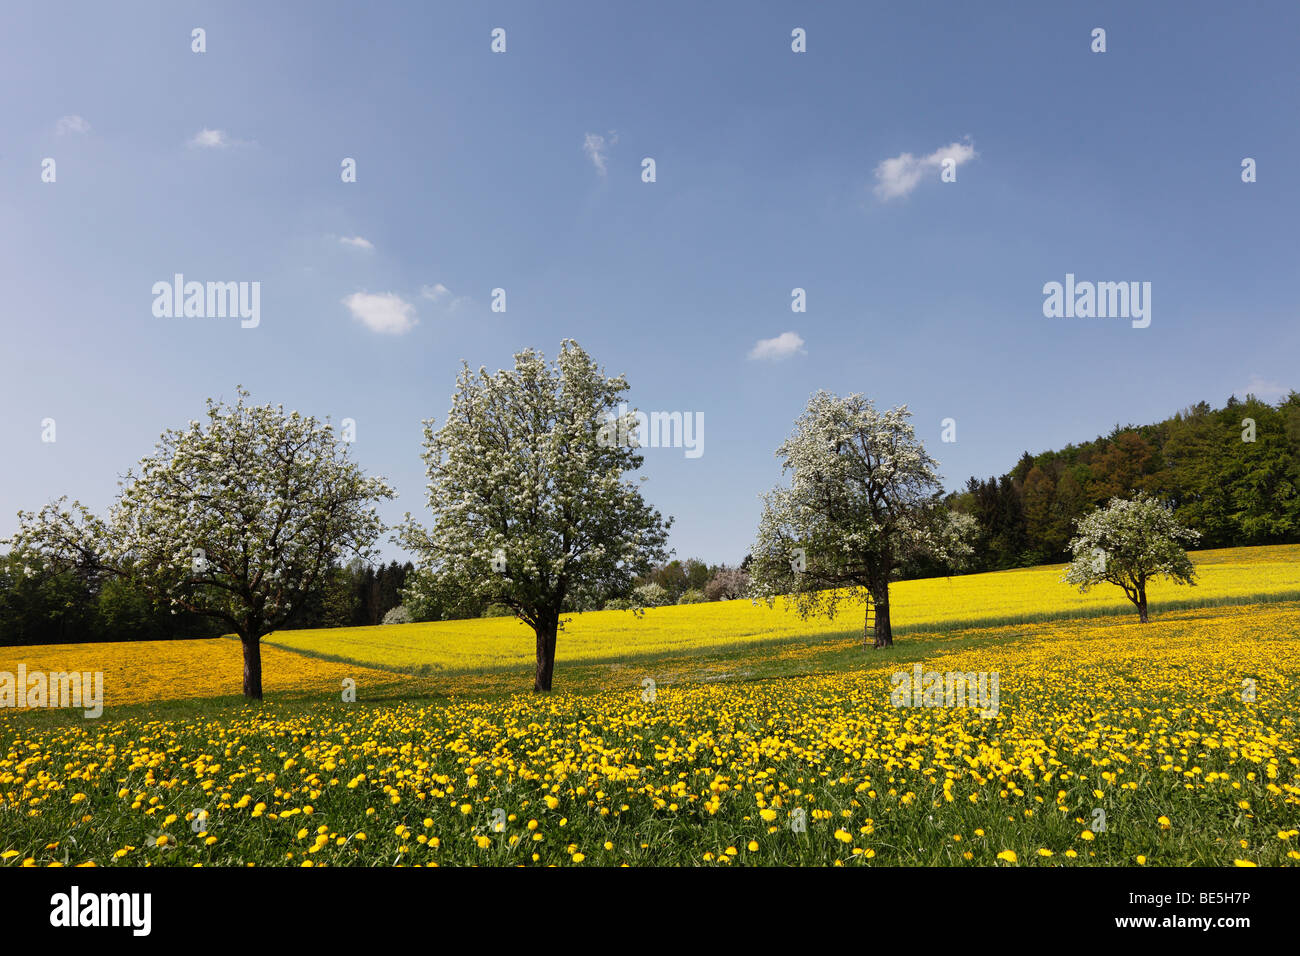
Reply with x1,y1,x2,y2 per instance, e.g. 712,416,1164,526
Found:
873,138,977,200
342,292,417,335
1239,374,1290,400
55,115,90,135
421,282,471,313
583,131,618,177
748,331,806,361
338,236,374,250
187,128,252,149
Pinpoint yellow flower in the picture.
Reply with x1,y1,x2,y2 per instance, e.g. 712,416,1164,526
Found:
996,850,1017,863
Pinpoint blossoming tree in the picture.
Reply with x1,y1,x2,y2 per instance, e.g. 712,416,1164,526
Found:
8,388,394,699
397,341,671,691
750,391,972,647
1063,492,1199,622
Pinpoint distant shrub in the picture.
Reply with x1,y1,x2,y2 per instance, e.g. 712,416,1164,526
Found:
705,566,751,601
676,588,707,605
603,598,635,611
381,605,412,625
632,582,671,608
482,603,514,618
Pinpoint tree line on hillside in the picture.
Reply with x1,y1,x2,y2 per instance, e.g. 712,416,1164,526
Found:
1,340,1294,697
950,394,1300,571
0,535,745,644
0,550,414,646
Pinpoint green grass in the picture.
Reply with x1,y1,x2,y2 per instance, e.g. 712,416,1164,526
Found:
2,560,1298,867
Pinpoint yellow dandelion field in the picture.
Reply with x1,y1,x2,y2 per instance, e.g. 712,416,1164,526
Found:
262,544,1300,673
0,638,397,709
0,546,1297,867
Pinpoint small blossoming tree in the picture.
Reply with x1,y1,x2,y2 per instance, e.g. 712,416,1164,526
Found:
1063,492,1199,622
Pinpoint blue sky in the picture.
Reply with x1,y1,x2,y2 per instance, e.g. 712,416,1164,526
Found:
2,1,1297,565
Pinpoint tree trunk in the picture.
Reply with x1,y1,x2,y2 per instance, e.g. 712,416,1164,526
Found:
241,634,264,700
1137,588,1149,623
870,582,893,648
533,612,559,692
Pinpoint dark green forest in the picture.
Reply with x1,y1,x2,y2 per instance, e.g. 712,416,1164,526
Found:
949,392,1300,571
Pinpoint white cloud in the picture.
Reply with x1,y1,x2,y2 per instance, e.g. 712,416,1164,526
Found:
342,292,417,335
55,115,90,135
188,128,234,149
748,331,806,361
339,236,374,250
583,131,618,177
873,138,977,200
421,282,471,313
1240,375,1289,400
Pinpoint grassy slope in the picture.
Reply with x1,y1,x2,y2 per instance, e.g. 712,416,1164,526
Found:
260,544,1300,676
2,600,1297,867
1,544,1296,716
